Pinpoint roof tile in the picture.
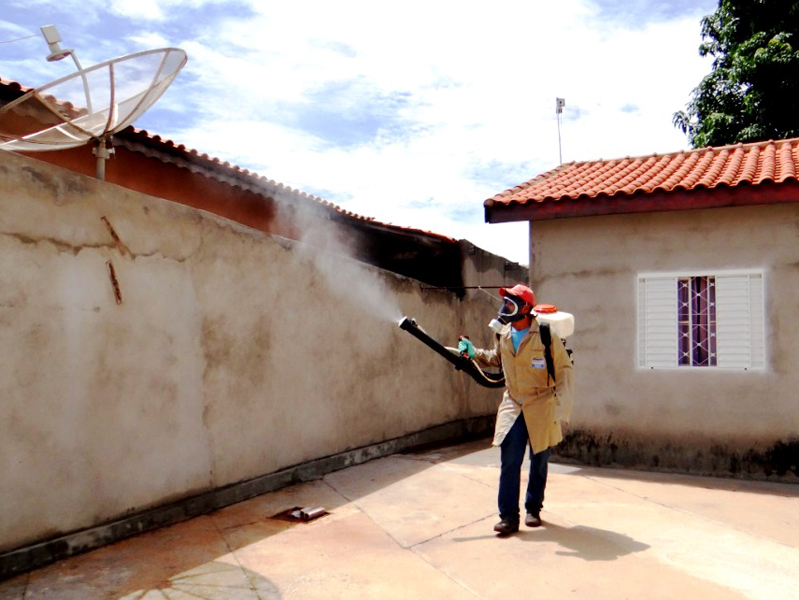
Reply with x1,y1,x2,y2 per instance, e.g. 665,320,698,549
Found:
1,75,455,242
487,138,799,211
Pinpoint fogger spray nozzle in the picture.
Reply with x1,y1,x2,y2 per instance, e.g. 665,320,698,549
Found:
398,315,505,389
398,316,417,330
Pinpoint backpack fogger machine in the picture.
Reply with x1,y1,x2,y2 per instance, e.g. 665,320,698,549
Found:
398,306,574,389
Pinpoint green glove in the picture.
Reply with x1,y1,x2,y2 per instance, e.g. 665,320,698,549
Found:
458,336,476,359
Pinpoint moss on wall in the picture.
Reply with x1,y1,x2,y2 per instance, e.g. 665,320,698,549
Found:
557,429,799,481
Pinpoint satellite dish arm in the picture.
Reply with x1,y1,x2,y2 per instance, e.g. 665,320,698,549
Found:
71,53,93,114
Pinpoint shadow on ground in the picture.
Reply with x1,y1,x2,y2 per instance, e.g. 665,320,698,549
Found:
452,522,650,562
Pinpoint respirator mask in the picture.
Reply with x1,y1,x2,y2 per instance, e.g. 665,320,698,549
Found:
488,284,536,333
488,295,528,332
498,294,528,324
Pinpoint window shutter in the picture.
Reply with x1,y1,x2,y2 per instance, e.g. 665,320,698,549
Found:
716,274,765,369
639,277,678,367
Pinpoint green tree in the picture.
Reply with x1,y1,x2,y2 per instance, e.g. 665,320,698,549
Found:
673,0,799,148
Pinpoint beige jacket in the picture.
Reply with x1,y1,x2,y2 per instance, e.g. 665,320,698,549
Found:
474,319,574,454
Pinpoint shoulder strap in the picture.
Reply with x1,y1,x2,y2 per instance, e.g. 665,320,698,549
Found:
540,322,555,384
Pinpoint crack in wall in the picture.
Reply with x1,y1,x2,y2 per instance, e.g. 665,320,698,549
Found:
0,230,202,264
1,231,114,256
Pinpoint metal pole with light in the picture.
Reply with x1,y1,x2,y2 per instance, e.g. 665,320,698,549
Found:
556,97,565,165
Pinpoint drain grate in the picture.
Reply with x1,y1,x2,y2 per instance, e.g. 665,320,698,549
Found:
270,506,329,523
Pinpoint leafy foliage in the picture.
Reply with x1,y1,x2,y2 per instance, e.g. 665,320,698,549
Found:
674,0,799,147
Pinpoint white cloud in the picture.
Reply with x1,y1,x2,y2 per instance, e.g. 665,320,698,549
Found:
109,0,166,20
127,31,171,48
0,0,718,265
0,20,34,37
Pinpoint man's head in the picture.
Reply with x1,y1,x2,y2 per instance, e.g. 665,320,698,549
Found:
497,284,535,324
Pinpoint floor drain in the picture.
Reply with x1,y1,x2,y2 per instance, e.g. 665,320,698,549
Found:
271,506,328,522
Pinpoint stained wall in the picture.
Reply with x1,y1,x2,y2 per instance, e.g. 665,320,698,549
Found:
530,206,799,479
0,151,504,554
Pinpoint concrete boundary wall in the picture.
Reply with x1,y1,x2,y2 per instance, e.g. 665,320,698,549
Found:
0,416,493,579
0,153,508,575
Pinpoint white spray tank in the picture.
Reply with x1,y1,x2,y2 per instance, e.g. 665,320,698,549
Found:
532,303,574,339
488,303,574,338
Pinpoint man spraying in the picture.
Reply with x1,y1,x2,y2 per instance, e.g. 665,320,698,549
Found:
460,284,574,535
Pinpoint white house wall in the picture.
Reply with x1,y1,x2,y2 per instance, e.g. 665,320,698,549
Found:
529,205,799,479
0,151,502,557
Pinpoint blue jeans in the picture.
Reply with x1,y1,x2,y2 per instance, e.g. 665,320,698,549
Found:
498,413,550,523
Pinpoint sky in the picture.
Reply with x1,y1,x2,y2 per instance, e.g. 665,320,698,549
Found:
0,0,719,265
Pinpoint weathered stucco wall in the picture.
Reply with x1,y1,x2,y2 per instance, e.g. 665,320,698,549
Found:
0,152,502,556
459,239,528,293
530,206,799,479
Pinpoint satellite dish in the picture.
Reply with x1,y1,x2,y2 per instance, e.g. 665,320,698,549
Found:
0,46,187,179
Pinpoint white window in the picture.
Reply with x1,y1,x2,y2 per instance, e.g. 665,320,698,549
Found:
638,271,765,369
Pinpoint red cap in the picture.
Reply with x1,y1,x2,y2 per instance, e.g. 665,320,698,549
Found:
499,284,535,306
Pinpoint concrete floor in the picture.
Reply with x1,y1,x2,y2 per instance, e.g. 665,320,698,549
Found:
1,439,798,600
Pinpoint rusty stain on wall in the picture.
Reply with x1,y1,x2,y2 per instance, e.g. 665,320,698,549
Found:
101,216,131,258
105,260,123,304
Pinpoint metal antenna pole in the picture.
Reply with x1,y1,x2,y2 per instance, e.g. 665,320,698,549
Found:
556,97,565,165
93,137,114,180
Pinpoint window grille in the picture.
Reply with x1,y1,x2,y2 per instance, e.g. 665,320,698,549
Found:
638,271,764,369
678,276,716,366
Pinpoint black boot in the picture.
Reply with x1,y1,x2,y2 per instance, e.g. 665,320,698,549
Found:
525,512,542,527
493,519,519,535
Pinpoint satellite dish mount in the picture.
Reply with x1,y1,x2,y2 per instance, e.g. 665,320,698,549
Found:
0,26,187,180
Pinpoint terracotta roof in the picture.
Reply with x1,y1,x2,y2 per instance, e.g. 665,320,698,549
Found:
0,75,455,243
136,127,463,244
485,138,799,222
117,127,457,241
0,77,32,95
117,126,367,216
